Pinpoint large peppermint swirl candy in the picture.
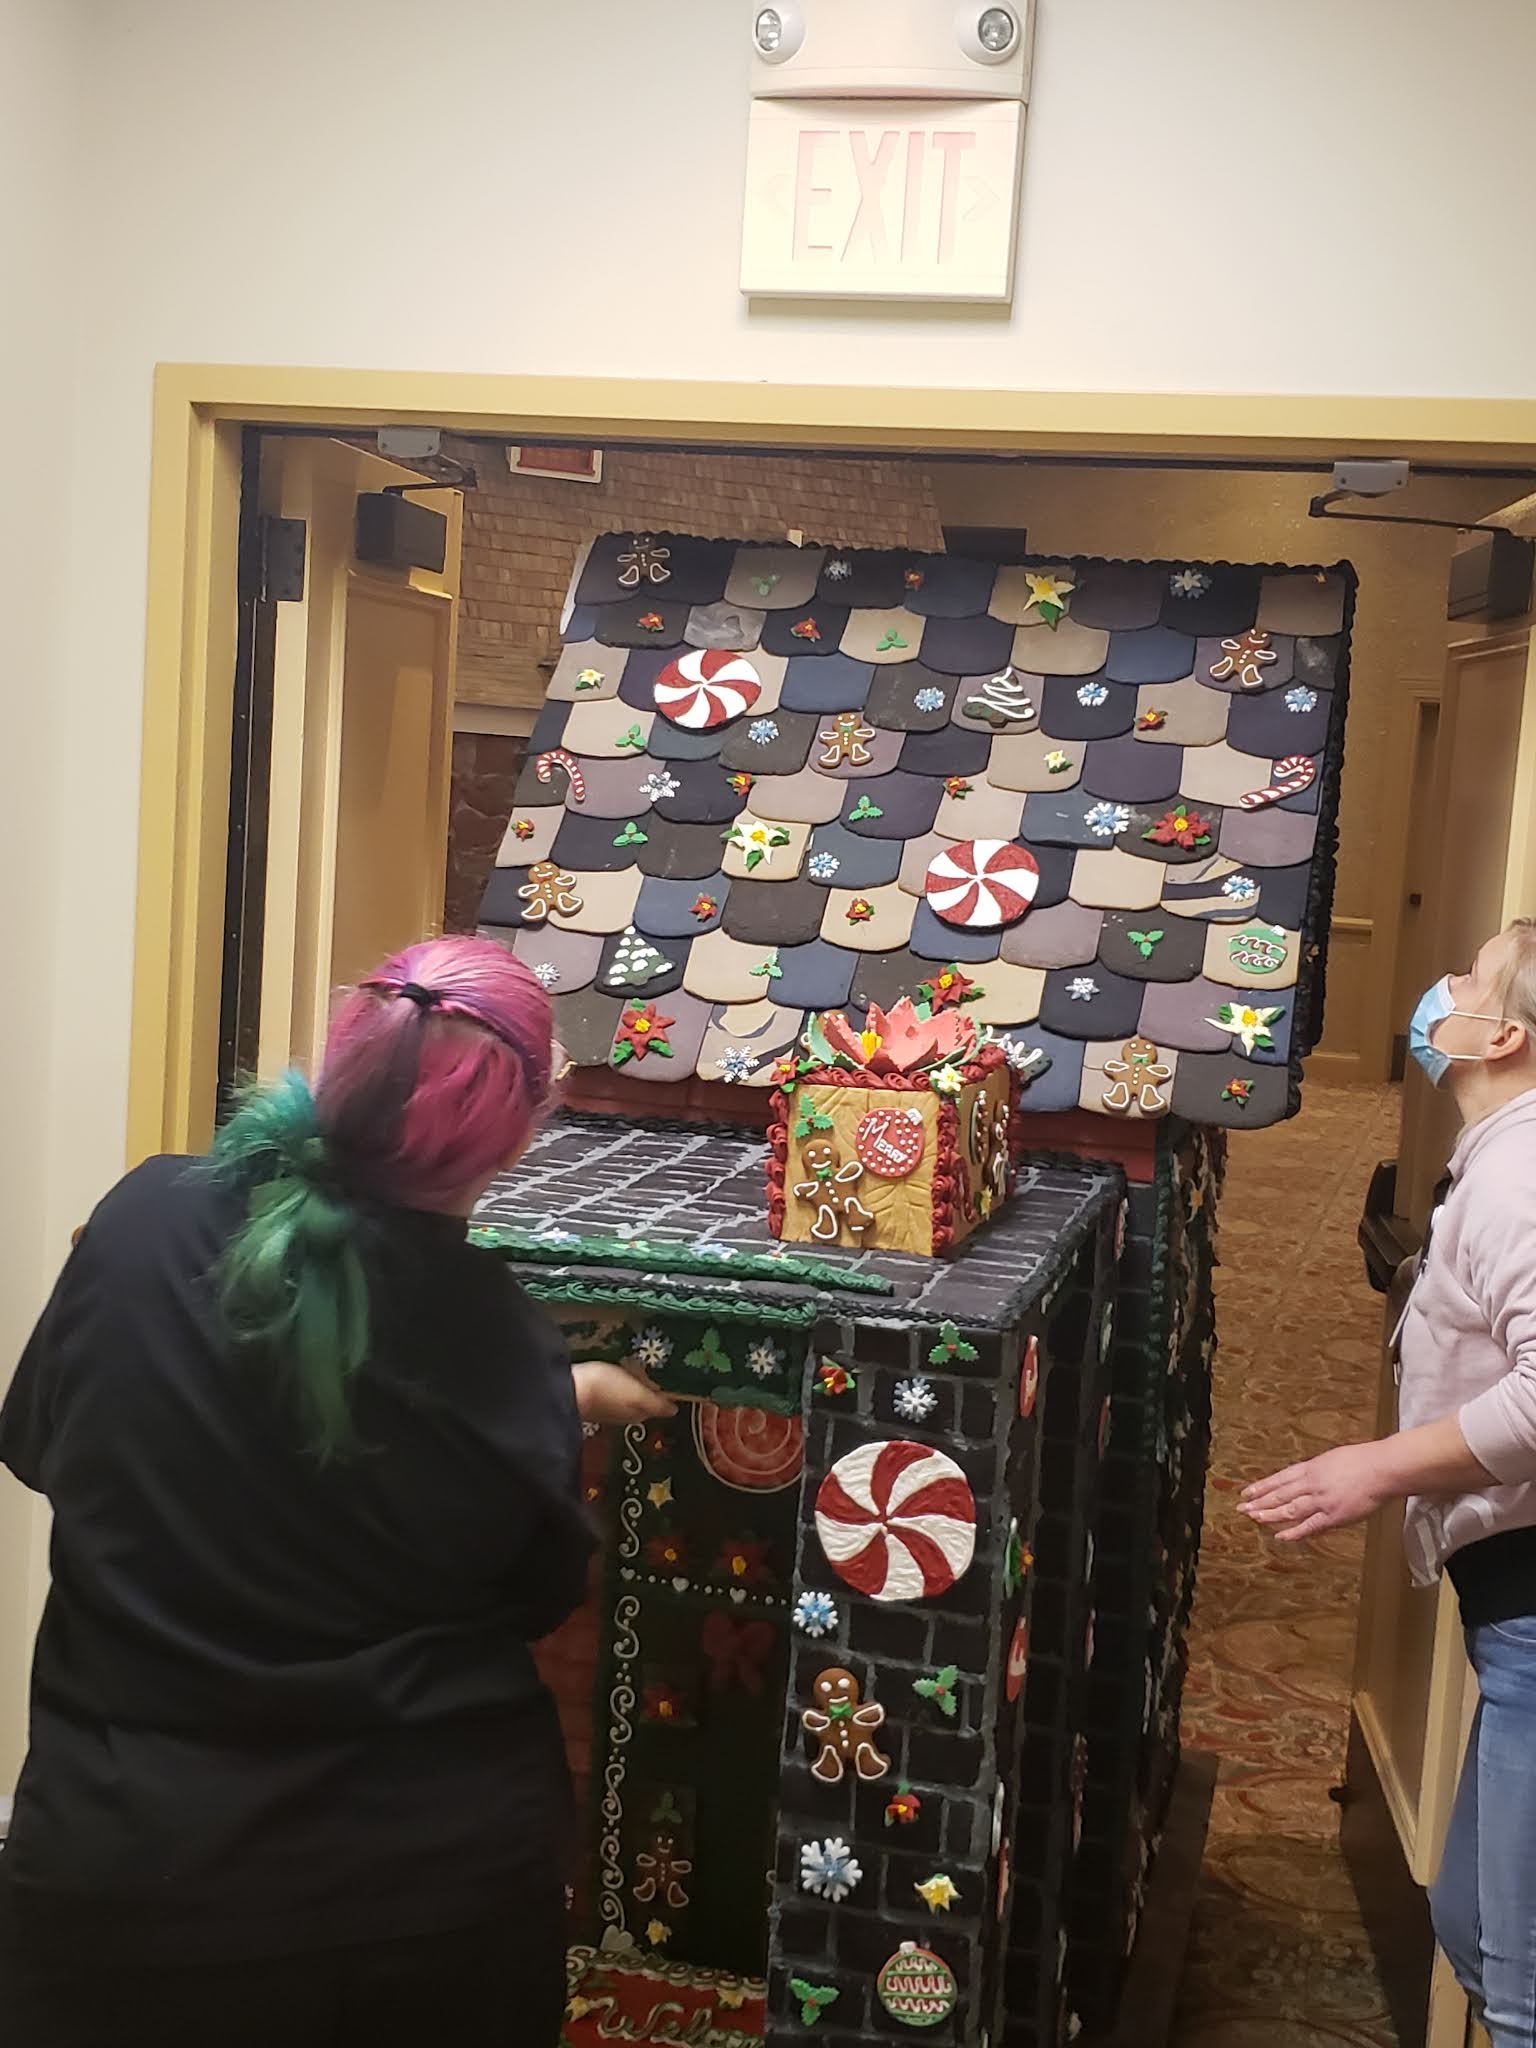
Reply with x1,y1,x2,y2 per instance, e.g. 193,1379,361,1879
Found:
653,649,763,731
814,1440,977,1603
693,1401,804,1494
924,837,1041,930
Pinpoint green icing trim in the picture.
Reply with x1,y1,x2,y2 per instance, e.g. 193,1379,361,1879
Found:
470,1226,893,1295
518,1276,819,1327
708,1383,798,1416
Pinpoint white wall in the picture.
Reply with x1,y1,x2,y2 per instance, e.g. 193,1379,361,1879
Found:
0,0,83,1783
10,0,1536,1777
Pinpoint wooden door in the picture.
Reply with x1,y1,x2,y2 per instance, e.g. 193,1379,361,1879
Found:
254,438,461,1077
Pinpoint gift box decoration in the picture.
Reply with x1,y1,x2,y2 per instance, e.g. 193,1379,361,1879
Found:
767,981,1026,1255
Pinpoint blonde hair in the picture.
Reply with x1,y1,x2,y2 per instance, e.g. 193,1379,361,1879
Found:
1494,920,1536,1037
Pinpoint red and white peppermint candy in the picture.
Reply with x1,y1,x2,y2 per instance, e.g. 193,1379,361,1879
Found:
814,1439,976,1604
653,649,762,730
924,838,1040,930
694,1401,804,1494
1238,753,1317,811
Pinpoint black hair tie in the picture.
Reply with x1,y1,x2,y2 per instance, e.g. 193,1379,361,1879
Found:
398,982,442,1011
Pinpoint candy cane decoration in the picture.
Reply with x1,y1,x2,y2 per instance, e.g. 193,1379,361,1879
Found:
535,748,586,804
1238,754,1317,811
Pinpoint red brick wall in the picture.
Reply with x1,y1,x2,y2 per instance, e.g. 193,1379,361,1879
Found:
446,731,525,935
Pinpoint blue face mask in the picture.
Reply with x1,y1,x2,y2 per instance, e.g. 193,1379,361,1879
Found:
1408,975,1502,1085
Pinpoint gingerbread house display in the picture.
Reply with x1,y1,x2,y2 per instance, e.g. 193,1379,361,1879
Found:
472,535,1354,2044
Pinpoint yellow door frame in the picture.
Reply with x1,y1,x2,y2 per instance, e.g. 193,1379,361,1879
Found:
130,363,1536,1165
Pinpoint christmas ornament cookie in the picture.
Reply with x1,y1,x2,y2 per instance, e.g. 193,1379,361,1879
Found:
876,1941,959,2027
924,838,1041,930
653,649,762,730
855,1105,926,1179
814,1440,977,1603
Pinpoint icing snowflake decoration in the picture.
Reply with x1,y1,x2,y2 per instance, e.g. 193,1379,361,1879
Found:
808,850,841,881
824,557,852,581
745,1338,784,1379
696,1242,736,1262
913,686,946,713
530,961,559,990
748,718,780,746
1068,977,1099,1001
1168,567,1212,600
1221,873,1260,904
537,1227,578,1246
894,1376,938,1422
794,1590,838,1638
718,1046,760,1084
1077,681,1110,708
633,1327,672,1373
800,1838,863,1902
640,769,680,802
1284,686,1318,714
1085,802,1132,839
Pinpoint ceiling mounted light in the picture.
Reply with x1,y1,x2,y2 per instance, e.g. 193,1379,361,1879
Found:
978,7,1018,52
753,3,803,61
956,1,1021,63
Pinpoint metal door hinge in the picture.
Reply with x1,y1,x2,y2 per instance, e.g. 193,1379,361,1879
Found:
260,516,307,603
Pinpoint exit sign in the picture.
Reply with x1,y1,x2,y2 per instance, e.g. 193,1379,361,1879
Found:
740,99,1026,303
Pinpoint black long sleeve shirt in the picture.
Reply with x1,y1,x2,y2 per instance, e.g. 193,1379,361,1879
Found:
0,1155,595,1962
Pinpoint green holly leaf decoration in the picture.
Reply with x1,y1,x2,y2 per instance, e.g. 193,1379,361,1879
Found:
876,628,909,652
750,954,784,980
912,1665,960,1717
928,1319,979,1365
1127,929,1163,959
611,1041,635,1067
613,820,649,848
790,1980,839,2026
616,724,647,751
848,794,884,823
683,1327,730,1375
651,1790,683,1825
793,1107,835,1141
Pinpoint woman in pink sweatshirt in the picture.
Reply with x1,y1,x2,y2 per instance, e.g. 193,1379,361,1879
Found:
1244,919,1536,2048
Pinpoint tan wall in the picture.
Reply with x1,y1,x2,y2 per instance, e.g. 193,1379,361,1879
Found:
452,438,943,712
930,465,1511,1079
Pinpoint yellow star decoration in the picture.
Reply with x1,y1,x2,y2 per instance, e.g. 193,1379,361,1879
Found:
915,1873,961,1912
646,1918,671,1946
567,1997,592,2020
647,1480,673,1510
718,1988,748,2010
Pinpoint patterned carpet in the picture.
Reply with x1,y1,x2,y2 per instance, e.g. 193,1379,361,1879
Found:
1171,1080,1403,2047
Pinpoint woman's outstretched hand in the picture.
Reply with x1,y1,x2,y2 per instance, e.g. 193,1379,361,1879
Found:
571,1361,677,1427
1239,1441,1394,1543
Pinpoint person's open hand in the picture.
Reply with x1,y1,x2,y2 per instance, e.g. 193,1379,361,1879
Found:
1239,1441,1393,1542
571,1361,677,1428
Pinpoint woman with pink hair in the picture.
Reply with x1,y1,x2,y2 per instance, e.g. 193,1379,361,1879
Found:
0,937,669,2047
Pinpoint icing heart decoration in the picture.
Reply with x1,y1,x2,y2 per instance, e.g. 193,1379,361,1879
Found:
855,1106,927,1180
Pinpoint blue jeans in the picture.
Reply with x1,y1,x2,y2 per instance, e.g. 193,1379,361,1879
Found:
1431,1617,1536,2046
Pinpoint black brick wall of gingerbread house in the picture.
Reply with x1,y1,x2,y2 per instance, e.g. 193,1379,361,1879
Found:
764,1192,1119,2048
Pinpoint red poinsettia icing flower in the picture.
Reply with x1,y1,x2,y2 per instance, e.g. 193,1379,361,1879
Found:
614,1003,676,1065
645,1531,687,1571
638,612,665,633
943,776,973,799
921,966,976,1012
771,1054,800,1090
817,1361,853,1397
1222,1077,1254,1106
790,617,821,642
691,894,718,921
1143,806,1213,850
1136,709,1168,732
727,772,755,796
885,1787,923,1826
513,817,536,840
846,897,875,924
715,1537,772,1586
820,998,978,1075
641,1682,686,1723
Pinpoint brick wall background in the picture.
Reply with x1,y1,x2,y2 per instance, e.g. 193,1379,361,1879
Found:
443,437,943,930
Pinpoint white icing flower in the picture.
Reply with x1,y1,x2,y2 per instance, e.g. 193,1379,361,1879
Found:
530,961,559,989
1084,801,1131,838
800,1838,862,1902
718,1045,760,1084
1284,686,1318,714
1168,568,1211,599
745,1338,784,1379
640,769,680,801
808,851,840,881
748,719,779,746
633,1327,672,1372
1068,977,1098,1001
894,1376,938,1422
1077,682,1110,708
913,686,946,712
824,558,852,581
794,1591,838,1637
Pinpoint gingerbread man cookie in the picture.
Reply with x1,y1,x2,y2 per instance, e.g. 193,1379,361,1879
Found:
793,1138,875,1244
517,860,583,924
801,1668,890,1784
1101,1037,1172,1116
818,711,876,770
